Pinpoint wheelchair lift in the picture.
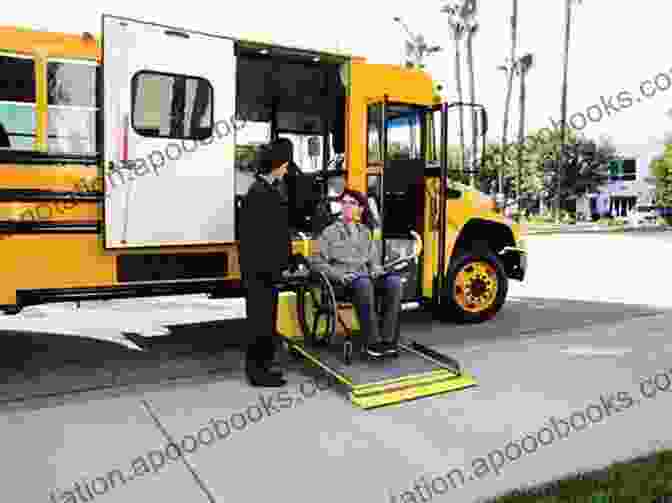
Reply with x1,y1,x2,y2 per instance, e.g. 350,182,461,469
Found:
276,260,477,410
282,331,477,409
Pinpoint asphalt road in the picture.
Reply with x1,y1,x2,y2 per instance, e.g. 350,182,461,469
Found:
1,231,671,503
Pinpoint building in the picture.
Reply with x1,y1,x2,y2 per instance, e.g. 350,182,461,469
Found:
589,154,657,217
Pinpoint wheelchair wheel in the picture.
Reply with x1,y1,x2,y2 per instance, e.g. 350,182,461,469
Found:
296,270,337,348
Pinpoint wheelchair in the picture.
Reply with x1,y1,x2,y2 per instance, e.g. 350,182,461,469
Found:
282,230,423,365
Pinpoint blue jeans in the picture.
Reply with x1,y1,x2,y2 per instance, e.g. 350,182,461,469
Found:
347,274,403,346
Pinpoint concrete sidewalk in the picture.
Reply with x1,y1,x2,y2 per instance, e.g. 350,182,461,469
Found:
2,310,671,503
525,222,671,235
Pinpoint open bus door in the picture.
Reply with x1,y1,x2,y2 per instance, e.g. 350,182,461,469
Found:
430,102,488,312
101,15,238,249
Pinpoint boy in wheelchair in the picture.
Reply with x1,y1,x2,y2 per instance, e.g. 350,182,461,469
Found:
310,188,403,359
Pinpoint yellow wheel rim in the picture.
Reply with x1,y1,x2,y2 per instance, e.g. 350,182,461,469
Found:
453,261,498,313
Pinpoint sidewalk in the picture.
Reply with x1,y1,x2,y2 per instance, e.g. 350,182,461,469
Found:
2,308,671,503
524,222,672,235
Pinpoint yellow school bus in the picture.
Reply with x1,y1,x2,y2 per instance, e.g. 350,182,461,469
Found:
0,16,526,327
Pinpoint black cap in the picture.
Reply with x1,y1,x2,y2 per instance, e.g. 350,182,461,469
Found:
257,139,294,174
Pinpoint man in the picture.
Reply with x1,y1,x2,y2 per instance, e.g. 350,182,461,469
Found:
238,139,293,387
312,188,403,358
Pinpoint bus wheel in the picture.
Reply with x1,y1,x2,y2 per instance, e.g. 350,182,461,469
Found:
440,246,508,323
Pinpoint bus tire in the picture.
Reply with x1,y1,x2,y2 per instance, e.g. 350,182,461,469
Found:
439,246,508,324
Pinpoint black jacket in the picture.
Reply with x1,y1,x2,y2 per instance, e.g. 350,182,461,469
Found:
238,174,291,285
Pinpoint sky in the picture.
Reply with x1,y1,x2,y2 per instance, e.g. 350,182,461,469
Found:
4,0,672,174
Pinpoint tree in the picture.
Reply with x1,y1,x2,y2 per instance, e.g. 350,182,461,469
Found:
441,2,467,177
497,0,518,196
480,128,615,215
556,0,583,222
462,0,480,187
514,53,534,220
651,144,672,223
536,131,613,205
393,17,442,70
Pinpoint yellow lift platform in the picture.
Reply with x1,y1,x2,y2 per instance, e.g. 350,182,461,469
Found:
277,289,477,410
286,335,477,409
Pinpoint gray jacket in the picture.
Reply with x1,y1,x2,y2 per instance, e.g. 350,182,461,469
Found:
311,220,383,283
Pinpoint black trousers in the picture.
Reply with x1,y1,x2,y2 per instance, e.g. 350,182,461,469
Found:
243,276,280,368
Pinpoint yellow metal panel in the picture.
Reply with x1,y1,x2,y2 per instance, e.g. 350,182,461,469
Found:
0,235,115,305
346,61,435,194
351,369,458,395
0,27,99,61
350,371,477,409
0,165,98,191
32,48,48,152
0,201,98,221
276,291,301,339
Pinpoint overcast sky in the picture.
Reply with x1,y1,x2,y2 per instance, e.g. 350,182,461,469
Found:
5,0,671,166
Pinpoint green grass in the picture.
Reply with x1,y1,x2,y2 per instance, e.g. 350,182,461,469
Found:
481,449,672,503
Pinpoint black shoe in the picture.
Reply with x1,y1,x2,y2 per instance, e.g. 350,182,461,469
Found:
262,363,284,378
246,368,287,387
381,341,399,356
364,342,385,358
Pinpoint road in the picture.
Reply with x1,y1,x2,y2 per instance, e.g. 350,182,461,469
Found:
1,231,671,503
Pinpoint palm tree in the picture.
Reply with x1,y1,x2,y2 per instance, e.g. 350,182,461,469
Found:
497,0,518,200
393,17,442,70
463,0,480,188
556,0,582,222
441,2,467,175
515,53,534,220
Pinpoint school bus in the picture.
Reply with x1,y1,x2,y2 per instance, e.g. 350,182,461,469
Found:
0,16,526,328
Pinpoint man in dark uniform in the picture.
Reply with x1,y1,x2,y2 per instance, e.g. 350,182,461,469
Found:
238,140,293,387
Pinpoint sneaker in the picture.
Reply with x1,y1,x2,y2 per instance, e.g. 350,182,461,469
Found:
246,369,287,387
365,342,385,358
381,341,399,355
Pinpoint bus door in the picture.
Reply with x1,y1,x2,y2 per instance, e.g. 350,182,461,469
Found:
429,102,488,308
367,98,429,301
102,15,238,249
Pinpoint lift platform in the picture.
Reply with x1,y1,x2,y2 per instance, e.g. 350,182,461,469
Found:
282,332,477,409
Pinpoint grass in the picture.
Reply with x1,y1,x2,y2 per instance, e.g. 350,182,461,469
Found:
481,449,672,503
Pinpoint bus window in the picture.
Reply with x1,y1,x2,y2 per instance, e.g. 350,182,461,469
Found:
0,53,37,150
130,70,213,140
387,110,421,160
47,60,98,155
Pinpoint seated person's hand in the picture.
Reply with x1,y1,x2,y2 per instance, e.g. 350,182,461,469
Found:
370,265,384,278
342,272,367,285
289,253,307,271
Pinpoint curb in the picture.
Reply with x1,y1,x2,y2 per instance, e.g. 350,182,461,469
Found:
525,225,672,235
